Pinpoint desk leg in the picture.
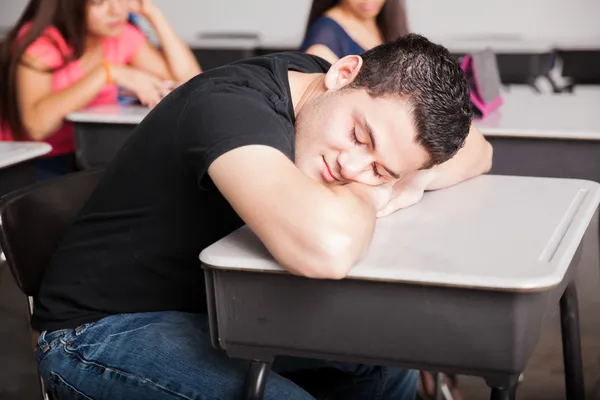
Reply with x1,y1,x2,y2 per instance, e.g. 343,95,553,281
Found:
243,360,270,400
560,282,585,400
486,376,517,400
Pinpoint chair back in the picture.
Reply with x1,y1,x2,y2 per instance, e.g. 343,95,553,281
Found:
0,169,104,296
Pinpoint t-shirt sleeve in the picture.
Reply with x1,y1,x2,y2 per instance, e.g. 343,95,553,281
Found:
120,23,147,63
176,91,294,185
22,27,67,69
300,18,344,59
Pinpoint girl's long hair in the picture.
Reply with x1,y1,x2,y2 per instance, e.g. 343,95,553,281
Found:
0,0,88,139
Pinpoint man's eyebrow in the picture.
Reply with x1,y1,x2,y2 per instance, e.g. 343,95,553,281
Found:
364,116,401,179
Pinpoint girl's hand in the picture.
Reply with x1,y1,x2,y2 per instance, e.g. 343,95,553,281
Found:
128,0,158,18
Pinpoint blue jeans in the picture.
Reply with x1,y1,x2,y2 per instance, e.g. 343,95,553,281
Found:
36,311,417,399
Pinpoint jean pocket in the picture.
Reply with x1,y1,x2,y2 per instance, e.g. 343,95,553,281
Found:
36,329,68,365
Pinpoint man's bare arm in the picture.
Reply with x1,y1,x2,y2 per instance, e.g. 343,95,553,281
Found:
209,145,387,279
424,124,493,191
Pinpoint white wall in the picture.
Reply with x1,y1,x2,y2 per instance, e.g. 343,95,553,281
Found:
154,0,312,47
407,0,600,42
1,0,599,47
0,1,30,30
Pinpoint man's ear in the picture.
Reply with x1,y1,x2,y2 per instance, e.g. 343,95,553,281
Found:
324,55,363,91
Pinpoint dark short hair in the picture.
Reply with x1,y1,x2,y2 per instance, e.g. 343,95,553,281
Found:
348,34,473,168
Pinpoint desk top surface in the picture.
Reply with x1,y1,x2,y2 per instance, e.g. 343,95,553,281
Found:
0,142,52,169
200,175,600,291
67,104,149,124
433,35,555,54
187,34,260,50
476,86,600,139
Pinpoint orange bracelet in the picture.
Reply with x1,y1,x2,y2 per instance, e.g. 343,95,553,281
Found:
101,60,112,85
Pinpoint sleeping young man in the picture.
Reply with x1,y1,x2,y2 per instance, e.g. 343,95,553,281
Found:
32,34,491,399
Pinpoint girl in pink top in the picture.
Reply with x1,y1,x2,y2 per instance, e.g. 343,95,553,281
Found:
0,0,201,180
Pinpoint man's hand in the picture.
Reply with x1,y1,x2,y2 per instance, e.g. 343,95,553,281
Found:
344,181,394,213
376,124,493,218
376,171,435,218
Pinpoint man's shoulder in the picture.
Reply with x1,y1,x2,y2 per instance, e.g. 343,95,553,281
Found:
182,52,330,92
254,51,332,72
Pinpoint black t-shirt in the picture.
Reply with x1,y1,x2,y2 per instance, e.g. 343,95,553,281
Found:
31,53,330,332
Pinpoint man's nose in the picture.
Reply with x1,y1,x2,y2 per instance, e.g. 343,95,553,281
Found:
337,151,372,182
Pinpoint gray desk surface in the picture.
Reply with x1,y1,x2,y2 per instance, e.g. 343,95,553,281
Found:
187,34,260,50
0,142,52,169
67,104,149,124
201,175,600,291
432,35,554,54
476,86,600,139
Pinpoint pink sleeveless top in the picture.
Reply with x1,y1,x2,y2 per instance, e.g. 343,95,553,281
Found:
0,24,146,157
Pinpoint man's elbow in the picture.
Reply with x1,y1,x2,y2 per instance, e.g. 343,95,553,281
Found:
299,252,354,280
481,140,493,174
282,232,362,280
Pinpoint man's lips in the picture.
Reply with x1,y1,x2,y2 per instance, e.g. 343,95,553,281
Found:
322,157,340,182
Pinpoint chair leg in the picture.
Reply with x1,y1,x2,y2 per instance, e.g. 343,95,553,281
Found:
434,372,444,400
243,360,270,400
490,387,514,400
560,282,585,400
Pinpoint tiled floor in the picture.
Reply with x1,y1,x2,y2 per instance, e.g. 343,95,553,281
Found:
1,215,599,400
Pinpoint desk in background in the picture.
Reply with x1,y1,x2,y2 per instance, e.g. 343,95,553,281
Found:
476,86,600,182
0,142,51,196
201,175,600,400
67,104,147,169
554,36,600,85
67,85,600,175
189,33,259,71
432,35,556,86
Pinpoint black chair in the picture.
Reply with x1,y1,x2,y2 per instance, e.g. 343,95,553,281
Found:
0,169,104,399
0,168,104,302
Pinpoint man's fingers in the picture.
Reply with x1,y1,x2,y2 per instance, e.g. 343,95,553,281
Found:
376,189,425,218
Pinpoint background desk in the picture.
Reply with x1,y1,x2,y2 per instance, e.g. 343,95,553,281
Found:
433,35,556,86
555,38,600,85
0,142,51,196
477,86,600,182
189,34,259,71
68,86,600,178
67,104,147,169
201,175,600,399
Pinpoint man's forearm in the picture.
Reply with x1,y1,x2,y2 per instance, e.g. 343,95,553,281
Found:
423,124,493,191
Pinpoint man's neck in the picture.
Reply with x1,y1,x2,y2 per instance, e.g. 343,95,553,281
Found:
288,71,326,117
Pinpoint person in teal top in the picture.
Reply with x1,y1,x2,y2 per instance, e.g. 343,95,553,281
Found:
301,0,409,64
